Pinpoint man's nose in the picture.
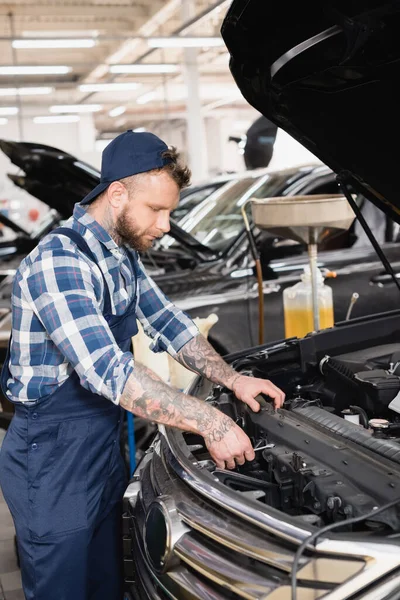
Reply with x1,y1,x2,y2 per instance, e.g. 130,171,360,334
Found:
157,212,170,233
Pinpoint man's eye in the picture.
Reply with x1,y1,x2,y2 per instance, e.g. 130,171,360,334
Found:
150,207,160,212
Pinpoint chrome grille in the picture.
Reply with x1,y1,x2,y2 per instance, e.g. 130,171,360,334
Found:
123,434,400,600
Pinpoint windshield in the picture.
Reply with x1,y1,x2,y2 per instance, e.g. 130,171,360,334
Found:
171,182,225,222
160,169,303,252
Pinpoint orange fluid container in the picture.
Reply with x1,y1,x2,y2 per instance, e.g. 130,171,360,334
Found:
283,267,334,338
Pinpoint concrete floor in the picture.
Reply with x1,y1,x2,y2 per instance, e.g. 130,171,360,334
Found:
0,490,24,600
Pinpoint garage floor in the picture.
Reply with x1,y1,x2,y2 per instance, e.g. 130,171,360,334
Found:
0,490,23,600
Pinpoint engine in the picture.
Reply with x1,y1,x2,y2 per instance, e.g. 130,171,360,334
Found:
187,343,400,535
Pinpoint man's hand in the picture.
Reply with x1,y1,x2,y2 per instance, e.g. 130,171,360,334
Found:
203,416,255,470
232,375,285,412
176,335,285,413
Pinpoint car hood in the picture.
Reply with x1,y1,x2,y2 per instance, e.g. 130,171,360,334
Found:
0,139,213,258
221,0,400,223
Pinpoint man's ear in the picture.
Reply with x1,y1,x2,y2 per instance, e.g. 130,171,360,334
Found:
107,181,128,209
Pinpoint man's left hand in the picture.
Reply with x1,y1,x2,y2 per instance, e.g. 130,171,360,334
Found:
232,375,285,412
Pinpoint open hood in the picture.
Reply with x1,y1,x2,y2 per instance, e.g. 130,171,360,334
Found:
0,140,100,219
0,139,211,258
221,1,400,223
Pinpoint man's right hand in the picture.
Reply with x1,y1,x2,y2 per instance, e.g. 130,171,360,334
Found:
203,416,255,470
120,363,255,470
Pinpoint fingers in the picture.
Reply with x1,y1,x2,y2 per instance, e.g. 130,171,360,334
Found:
261,380,285,408
205,423,255,470
244,447,255,462
243,395,261,412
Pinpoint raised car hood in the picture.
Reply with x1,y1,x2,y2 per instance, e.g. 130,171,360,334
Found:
0,139,213,259
221,0,400,222
0,140,100,219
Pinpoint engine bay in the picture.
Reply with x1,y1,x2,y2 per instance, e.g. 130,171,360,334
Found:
184,337,400,535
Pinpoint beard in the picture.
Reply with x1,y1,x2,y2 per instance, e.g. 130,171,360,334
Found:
114,208,160,252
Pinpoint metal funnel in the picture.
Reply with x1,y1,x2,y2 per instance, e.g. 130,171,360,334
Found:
250,194,355,332
251,194,355,245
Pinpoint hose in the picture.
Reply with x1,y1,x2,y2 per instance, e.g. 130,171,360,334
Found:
349,405,369,429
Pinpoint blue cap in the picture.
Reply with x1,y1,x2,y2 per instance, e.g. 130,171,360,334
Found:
80,129,171,204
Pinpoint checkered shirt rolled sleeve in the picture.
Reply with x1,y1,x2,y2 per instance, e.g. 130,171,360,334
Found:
136,257,199,356
13,248,134,404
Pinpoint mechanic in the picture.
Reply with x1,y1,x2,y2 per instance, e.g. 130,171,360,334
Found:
0,130,285,600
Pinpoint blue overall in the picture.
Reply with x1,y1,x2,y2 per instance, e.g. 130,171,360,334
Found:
0,228,138,600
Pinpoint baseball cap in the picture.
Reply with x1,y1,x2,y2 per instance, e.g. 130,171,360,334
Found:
80,129,172,205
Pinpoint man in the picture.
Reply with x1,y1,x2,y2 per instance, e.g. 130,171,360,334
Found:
0,130,284,600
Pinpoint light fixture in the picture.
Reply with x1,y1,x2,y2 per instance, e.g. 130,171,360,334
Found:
33,115,80,123
0,118,8,125
147,36,224,48
49,104,102,113
108,105,126,117
0,87,54,96
136,92,157,105
79,82,140,93
133,127,146,133
12,39,96,49
0,66,71,75
0,107,18,116
109,64,178,74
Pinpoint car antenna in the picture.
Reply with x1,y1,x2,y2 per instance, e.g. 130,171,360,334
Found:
337,174,400,294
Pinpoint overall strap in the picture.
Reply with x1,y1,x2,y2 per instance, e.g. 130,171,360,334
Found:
49,227,112,315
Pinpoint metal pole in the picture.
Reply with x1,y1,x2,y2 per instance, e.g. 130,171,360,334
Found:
181,0,208,182
308,236,320,331
8,12,24,141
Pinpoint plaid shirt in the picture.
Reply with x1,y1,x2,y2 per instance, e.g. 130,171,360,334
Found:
6,203,198,404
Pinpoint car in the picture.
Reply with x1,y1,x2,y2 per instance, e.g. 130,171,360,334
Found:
0,142,399,359
171,172,238,221
122,1,400,599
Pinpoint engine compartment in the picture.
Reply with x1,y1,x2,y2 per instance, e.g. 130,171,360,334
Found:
183,338,400,535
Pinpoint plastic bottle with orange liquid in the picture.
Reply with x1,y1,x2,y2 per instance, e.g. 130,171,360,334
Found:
283,266,334,338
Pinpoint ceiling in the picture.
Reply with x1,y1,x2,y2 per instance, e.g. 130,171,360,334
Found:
0,0,250,136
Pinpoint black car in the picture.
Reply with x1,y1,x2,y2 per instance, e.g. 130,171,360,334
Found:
123,1,400,599
0,141,399,358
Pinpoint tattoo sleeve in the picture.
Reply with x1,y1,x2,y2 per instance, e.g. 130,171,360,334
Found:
119,362,233,443
175,333,240,390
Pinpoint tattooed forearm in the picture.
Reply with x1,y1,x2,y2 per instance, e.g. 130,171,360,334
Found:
119,362,234,442
175,334,240,389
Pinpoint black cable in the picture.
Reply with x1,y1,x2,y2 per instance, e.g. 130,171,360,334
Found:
291,495,400,600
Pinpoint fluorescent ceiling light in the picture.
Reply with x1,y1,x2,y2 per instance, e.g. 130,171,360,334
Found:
147,36,224,48
136,91,157,105
50,104,102,113
79,82,140,93
0,107,18,116
133,127,146,133
13,39,96,49
22,29,100,38
0,118,8,125
33,115,80,123
0,66,71,75
108,105,126,117
109,64,178,74
0,86,53,97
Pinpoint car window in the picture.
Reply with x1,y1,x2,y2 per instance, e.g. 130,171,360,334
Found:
172,184,222,221
162,170,303,252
